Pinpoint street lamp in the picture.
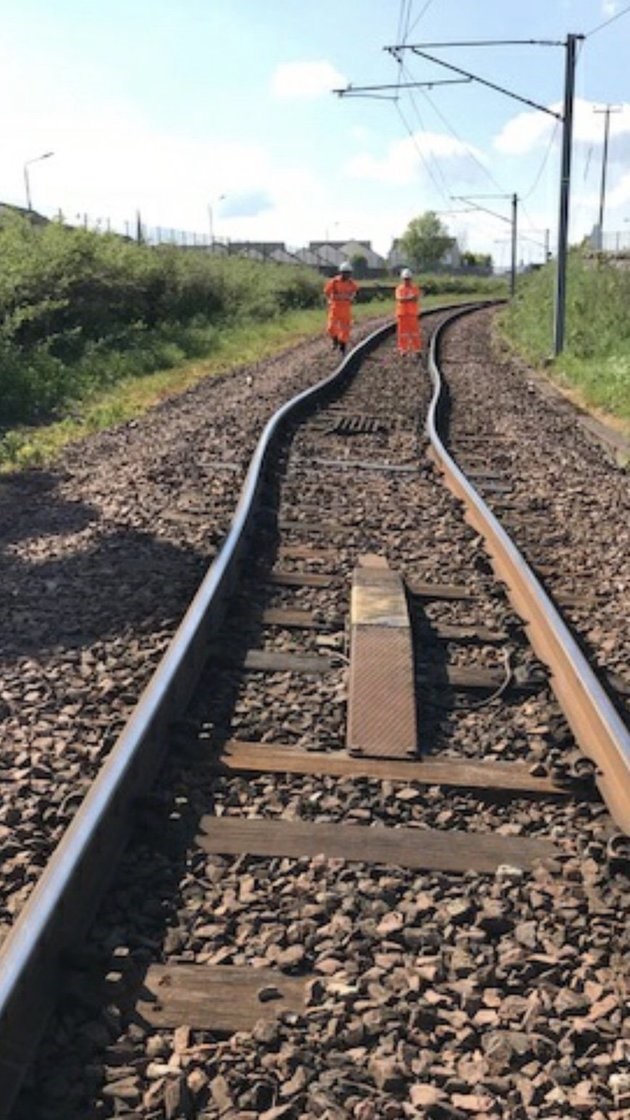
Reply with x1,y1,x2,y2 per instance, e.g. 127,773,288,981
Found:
24,151,54,212
208,194,226,247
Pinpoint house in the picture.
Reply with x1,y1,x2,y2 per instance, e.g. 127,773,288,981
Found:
306,240,387,277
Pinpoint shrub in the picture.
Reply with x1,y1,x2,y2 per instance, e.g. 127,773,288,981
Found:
0,213,321,425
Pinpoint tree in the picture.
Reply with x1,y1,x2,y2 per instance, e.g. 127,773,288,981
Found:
462,251,493,270
399,211,453,271
350,252,368,278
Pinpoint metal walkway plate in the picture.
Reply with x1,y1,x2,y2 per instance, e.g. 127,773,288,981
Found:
347,557,417,758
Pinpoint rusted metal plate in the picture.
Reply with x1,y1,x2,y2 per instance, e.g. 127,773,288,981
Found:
347,559,417,758
197,817,557,873
136,964,307,1031
219,740,570,795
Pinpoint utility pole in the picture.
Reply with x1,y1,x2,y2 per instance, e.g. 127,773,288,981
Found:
594,104,621,250
553,33,583,356
451,193,519,296
510,193,518,297
341,34,584,355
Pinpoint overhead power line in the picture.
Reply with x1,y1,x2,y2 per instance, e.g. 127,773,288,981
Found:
396,81,455,200
418,84,507,194
394,101,452,204
520,119,560,200
407,0,438,38
385,42,563,119
586,3,630,38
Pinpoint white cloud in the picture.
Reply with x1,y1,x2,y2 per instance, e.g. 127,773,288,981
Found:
606,169,630,208
271,60,346,100
494,105,560,154
603,2,619,16
495,99,630,155
344,131,487,186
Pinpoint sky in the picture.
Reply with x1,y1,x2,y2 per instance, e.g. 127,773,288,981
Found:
1,0,630,264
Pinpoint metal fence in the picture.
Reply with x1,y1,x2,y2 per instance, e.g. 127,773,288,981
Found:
601,230,630,253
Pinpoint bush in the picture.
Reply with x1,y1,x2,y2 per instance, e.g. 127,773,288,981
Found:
500,251,630,420
0,213,322,426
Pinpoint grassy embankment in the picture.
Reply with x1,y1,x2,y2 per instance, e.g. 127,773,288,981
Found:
499,251,630,429
0,213,506,470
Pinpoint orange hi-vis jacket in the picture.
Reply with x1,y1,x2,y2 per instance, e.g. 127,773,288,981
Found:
324,275,358,344
395,280,421,352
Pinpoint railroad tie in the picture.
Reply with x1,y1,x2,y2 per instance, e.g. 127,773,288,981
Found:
346,555,417,758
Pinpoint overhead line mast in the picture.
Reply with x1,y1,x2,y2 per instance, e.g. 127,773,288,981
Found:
370,34,584,355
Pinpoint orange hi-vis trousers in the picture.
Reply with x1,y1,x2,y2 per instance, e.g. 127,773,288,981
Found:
395,282,421,353
324,276,358,344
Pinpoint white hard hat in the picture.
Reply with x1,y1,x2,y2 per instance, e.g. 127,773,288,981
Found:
401,268,412,279
339,261,353,272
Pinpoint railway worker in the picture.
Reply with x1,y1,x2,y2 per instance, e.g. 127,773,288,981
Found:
395,267,422,356
324,261,358,355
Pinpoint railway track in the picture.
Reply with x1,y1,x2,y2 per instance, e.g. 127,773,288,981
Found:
3,304,629,1119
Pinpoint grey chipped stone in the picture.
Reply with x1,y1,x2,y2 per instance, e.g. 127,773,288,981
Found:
514,920,538,949
101,1075,142,1104
164,1073,191,1119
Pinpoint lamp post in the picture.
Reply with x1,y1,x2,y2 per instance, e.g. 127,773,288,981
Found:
24,151,54,212
208,194,226,247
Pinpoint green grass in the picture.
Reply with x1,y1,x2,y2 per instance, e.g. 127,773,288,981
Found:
499,253,630,426
0,293,485,471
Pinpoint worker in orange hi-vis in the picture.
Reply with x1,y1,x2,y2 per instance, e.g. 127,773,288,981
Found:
395,268,422,356
324,261,358,355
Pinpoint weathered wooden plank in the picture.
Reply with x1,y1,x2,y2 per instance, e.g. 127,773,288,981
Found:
347,561,417,759
219,740,569,795
243,649,332,674
407,580,472,601
460,469,507,481
267,569,340,589
430,623,507,643
300,457,419,474
277,545,338,562
423,665,539,691
277,519,346,535
197,817,557,873
262,607,319,628
136,964,308,1031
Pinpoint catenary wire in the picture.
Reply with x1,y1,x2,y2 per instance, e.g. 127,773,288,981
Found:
419,85,509,195
398,68,456,199
520,119,560,200
407,0,438,39
394,100,453,204
585,2,630,38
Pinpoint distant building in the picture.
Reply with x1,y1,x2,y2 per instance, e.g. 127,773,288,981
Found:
306,239,387,276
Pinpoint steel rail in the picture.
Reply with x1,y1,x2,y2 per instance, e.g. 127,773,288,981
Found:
0,319,401,1116
427,306,630,835
0,300,505,1112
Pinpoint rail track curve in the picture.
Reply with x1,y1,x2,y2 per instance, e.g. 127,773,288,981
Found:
1,301,628,1117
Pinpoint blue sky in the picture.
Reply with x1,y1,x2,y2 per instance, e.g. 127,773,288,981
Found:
1,0,629,262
